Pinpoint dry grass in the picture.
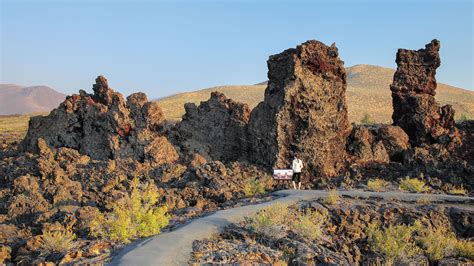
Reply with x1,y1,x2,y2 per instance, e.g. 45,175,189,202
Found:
322,189,341,205
243,177,266,197
155,65,474,123
292,209,327,241
244,203,289,239
366,221,421,263
89,178,170,243
39,229,76,254
367,178,389,192
416,196,432,205
448,185,468,196
399,177,427,193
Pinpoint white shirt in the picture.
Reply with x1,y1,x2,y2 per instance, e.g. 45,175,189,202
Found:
292,158,303,173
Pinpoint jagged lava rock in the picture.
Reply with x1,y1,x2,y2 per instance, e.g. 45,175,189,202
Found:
347,125,409,163
22,76,178,165
391,39,457,146
248,40,351,178
176,91,250,162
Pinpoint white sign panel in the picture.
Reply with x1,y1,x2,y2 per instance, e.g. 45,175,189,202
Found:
273,169,293,180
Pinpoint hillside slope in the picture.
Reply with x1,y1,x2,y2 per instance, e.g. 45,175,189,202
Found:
0,84,66,115
156,64,474,123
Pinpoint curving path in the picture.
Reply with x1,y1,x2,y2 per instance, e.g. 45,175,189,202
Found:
109,190,473,266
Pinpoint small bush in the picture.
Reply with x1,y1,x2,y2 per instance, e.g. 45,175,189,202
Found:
361,113,375,125
367,178,389,192
366,221,421,263
39,229,76,254
367,221,474,263
454,240,474,259
292,209,327,240
416,196,431,205
245,203,289,239
458,113,469,122
399,177,427,193
90,178,170,243
244,177,266,197
416,223,474,261
448,185,468,196
322,189,341,205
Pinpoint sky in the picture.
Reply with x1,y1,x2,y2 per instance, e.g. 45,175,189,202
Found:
1,0,473,98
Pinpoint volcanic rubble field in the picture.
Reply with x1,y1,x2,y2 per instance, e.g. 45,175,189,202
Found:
0,39,473,265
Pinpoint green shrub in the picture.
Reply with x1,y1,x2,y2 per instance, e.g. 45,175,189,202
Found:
322,189,341,205
39,228,76,254
245,203,289,239
458,113,469,122
90,178,170,243
416,223,474,261
416,196,431,205
399,177,427,193
366,221,421,263
416,226,456,261
448,185,468,196
244,177,266,197
292,209,327,240
366,220,474,263
367,178,389,192
454,240,474,259
361,113,375,125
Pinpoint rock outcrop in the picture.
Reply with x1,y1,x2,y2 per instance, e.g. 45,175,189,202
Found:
391,40,456,146
248,40,351,179
347,125,409,163
175,92,250,162
22,76,178,166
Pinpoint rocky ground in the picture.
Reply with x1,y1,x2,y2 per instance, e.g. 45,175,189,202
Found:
0,38,473,265
191,195,473,265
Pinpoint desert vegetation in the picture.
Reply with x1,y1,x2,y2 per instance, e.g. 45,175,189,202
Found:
192,198,473,265
243,177,266,197
367,220,474,264
399,177,427,193
367,178,389,192
89,178,170,243
322,189,341,205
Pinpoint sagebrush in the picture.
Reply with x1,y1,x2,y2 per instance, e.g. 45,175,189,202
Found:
367,178,389,192
90,178,170,243
399,177,427,193
244,177,266,197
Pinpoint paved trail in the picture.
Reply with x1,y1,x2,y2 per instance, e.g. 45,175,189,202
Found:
109,190,473,266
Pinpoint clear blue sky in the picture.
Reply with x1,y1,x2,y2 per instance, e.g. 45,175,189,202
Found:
1,0,473,98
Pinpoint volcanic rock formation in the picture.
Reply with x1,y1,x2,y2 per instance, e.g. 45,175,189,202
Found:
391,39,456,146
176,92,250,162
248,40,351,178
22,76,178,166
347,125,409,163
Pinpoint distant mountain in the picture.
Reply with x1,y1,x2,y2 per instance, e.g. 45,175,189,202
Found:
156,64,474,123
0,84,66,115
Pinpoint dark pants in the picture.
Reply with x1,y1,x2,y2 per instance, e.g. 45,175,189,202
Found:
293,172,301,182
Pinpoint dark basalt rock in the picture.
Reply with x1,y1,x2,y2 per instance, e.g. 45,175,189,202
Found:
22,76,178,166
248,40,351,179
347,125,409,163
175,91,250,162
391,39,457,146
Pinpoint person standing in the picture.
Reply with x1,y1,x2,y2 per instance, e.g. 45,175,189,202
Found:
291,155,304,190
